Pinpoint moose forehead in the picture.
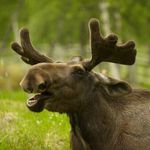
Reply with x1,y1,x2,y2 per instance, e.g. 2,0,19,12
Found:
25,62,85,77
30,62,84,70
20,62,88,91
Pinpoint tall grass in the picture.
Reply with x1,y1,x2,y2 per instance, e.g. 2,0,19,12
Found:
0,91,70,150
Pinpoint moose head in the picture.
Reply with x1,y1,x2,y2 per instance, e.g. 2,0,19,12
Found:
11,18,136,114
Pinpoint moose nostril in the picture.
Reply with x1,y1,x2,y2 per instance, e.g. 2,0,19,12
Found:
23,87,33,93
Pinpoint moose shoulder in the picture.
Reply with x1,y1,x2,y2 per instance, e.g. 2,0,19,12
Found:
11,18,150,150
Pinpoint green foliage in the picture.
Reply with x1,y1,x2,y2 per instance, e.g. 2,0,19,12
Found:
23,0,100,46
0,0,149,48
108,0,150,44
0,0,100,47
1,0,150,50
0,0,18,46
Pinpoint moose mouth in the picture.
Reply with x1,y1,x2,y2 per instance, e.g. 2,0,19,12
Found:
27,91,53,112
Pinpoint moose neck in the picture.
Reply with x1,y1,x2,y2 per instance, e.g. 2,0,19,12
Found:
68,89,118,149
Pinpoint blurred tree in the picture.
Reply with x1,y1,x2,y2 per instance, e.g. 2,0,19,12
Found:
1,0,150,52
20,0,100,56
113,0,150,44
101,0,150,84
0,0,20,50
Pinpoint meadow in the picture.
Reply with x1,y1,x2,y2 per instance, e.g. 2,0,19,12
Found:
0,90,70,150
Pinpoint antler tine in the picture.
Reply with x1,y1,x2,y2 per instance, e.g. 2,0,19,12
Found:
11,28,54,65
84,18,136,71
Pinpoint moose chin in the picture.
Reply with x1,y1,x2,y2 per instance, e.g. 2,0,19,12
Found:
11,18,150,150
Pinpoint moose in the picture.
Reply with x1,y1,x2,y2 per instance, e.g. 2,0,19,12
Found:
11,18,150,150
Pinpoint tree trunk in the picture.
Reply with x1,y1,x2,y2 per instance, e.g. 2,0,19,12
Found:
79,21,87,57
12,13,19,42
99,1,120,79
11,0,24,42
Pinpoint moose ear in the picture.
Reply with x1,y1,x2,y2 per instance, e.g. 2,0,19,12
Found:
103,77,132,97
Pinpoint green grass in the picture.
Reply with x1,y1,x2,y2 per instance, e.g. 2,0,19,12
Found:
0,91,70,150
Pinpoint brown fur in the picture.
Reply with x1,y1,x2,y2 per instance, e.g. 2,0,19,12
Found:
20,62,150,150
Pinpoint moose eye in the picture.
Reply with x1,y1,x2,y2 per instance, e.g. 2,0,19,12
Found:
76,69,84,74
38,82,47,90
72,67,85,76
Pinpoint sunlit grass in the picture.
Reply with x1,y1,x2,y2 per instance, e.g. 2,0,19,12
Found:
0,91,70,150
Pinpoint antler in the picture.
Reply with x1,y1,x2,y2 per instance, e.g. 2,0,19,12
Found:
11,28,54,65
11,19,136,69
84,18,137,71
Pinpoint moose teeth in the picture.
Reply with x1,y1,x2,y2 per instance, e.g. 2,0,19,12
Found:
29,99,37,102
28,100,37,104
27,99,38,106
